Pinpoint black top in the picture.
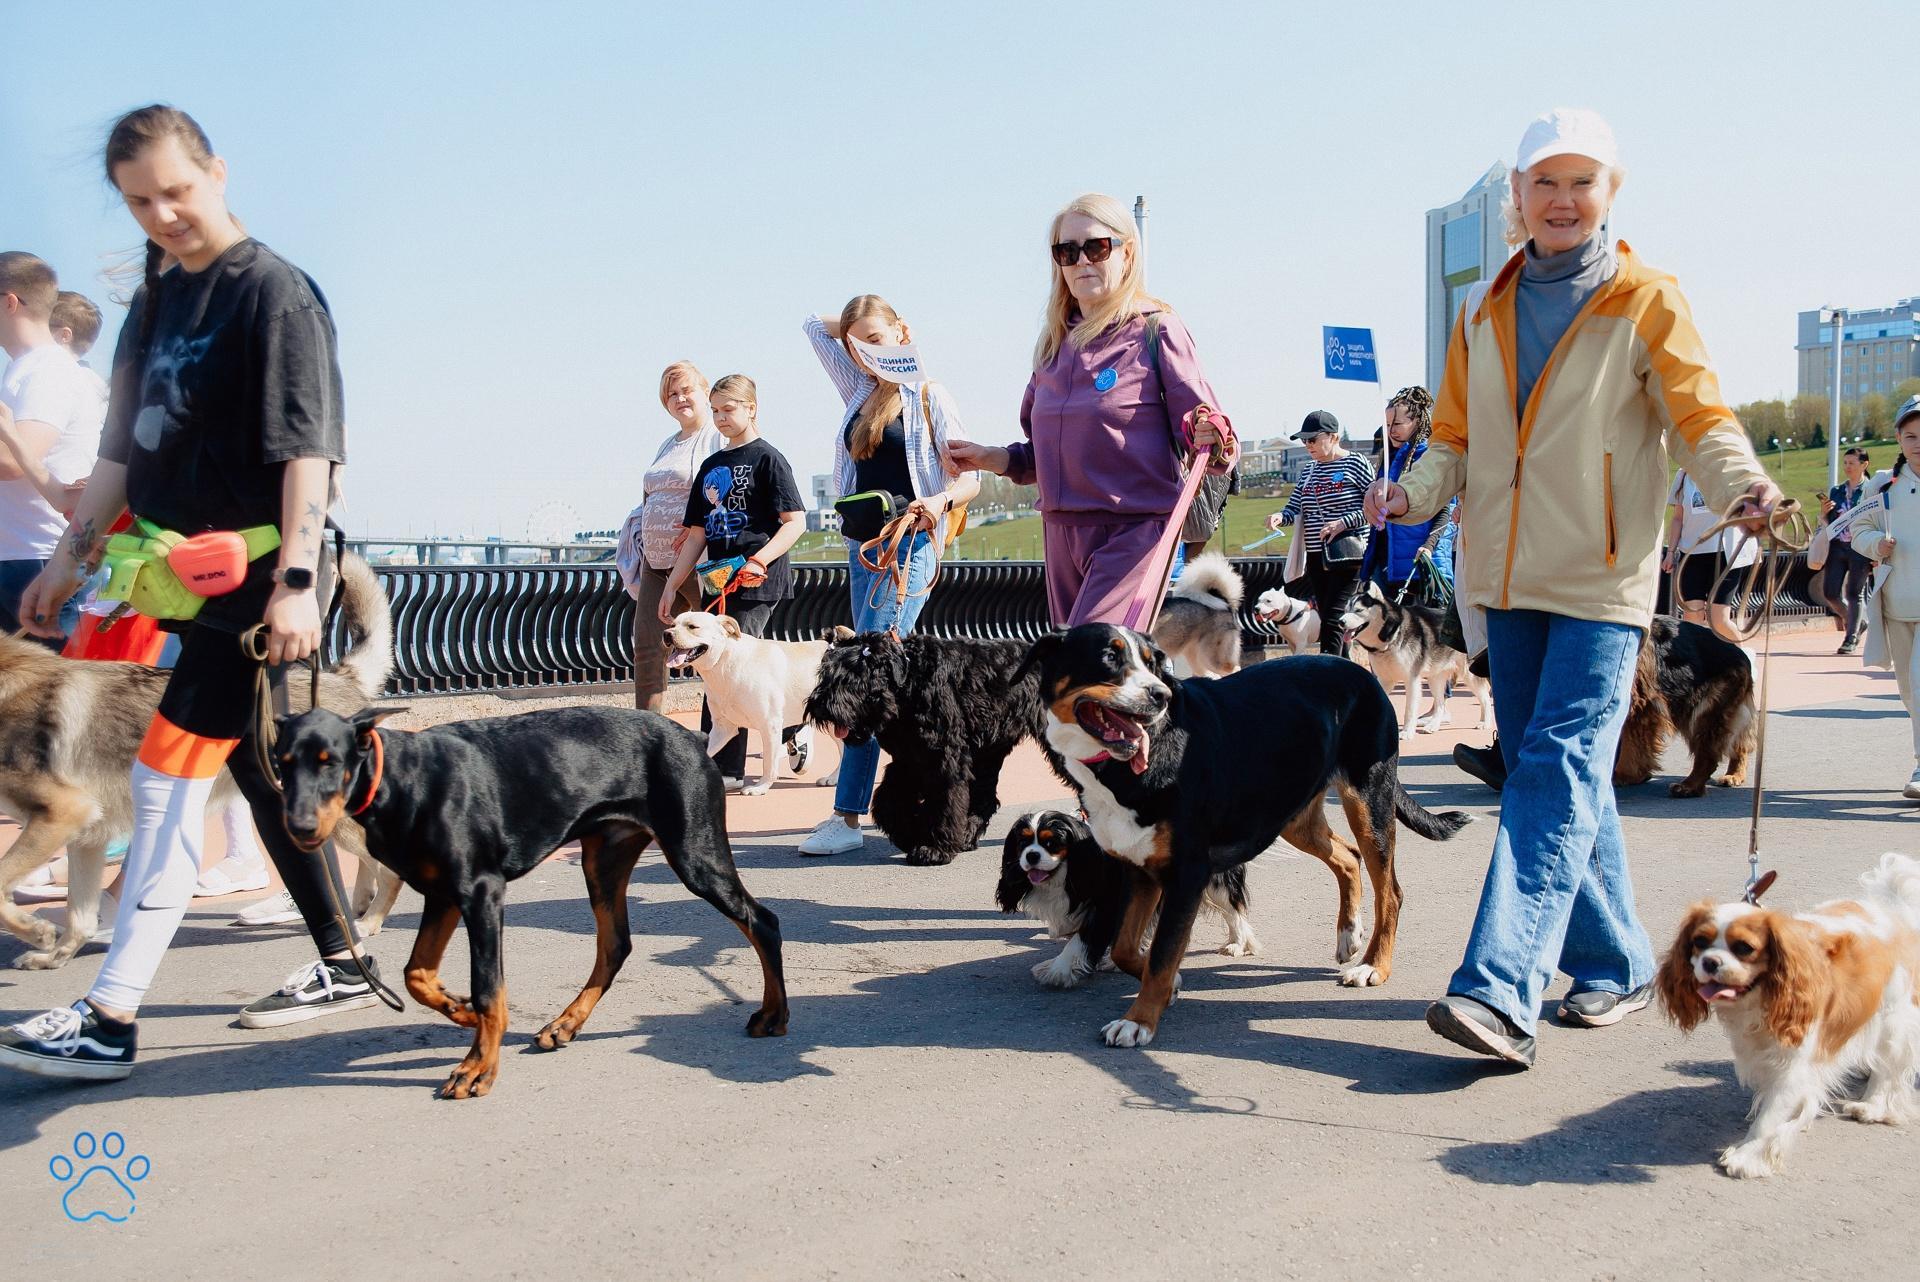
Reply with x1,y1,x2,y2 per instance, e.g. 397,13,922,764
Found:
100,239,346,630
682,438,804,603
846,414,913,503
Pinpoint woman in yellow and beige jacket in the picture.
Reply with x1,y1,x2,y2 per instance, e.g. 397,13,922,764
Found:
1368,108,1778,1068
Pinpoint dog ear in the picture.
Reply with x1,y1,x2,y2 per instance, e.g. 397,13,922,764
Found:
720,616,742,638
1656,902,1715,1032
350,705,407,750
1012,632,1063,684
1759,912,1829,1047
820,625,856,644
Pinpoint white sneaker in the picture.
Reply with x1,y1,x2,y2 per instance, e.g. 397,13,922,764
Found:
234,889,301,927
12,858,67,904
196,853,270,897
1905,768,1920,802
797,816,863,857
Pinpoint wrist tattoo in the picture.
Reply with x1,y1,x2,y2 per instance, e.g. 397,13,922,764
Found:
66,518,99,565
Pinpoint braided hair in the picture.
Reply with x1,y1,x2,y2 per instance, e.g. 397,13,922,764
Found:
104,105,217,349
1385,385,1434,446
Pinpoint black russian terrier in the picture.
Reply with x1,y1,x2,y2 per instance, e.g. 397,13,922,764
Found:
804,629,1067,865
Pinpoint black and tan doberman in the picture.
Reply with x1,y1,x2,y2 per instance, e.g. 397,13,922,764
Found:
273,704,787,1099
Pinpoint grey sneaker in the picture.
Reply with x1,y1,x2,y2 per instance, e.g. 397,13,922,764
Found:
1557,982,1653,1028
1905,768,1920,802
1425,994,1535,1067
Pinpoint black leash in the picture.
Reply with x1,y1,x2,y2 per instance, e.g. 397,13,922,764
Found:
241,527,404,1013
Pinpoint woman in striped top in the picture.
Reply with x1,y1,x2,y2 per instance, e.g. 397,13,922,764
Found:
1268,410,1374,654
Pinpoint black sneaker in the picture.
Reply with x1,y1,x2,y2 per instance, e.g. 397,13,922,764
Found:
1838,637,1859,656
1453,741,1507,792
1425,994,1535,1067
238,957,382,1029
0,1000,137,1081
1557,983,1653,1028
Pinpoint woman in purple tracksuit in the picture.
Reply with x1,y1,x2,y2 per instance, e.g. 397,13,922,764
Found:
949,192,1236,626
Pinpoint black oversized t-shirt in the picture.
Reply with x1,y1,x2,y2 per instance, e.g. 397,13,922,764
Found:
99,240,345,629
681,438,804,604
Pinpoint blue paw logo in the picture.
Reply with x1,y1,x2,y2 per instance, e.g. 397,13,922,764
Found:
49,1131,149,1224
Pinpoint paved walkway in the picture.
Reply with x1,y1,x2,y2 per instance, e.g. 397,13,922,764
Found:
3,627,1916,1279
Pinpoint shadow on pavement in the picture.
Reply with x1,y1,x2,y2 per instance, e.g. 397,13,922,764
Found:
1435,1059,1744,1184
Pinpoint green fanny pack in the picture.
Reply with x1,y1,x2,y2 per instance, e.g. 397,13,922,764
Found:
99,518,282,621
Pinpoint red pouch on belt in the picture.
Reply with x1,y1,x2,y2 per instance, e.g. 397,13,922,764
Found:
165,531,252,597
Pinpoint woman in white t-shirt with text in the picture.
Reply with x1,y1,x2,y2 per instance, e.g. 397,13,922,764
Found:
1662,468,1757,641
618,361,721,711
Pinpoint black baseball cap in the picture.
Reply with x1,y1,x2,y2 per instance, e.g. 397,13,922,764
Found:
1294,410,1341,440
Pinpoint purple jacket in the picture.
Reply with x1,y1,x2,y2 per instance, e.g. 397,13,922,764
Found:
1008,309,1231,524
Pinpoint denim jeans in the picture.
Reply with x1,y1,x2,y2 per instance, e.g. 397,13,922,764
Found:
1448,608,1652,1035
835,530,935,815
0,557,83,645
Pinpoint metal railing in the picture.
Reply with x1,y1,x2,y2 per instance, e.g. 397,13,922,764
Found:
334,552,1828,697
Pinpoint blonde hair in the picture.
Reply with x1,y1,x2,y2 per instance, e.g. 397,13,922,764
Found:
840,294,903,461
1501,164,1627,248
658,360,710,409
710,373,757,406
1033,192,1166,368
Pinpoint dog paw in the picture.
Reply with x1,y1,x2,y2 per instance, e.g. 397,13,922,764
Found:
1335,924,1362,964
746,1005,788,1037
1218,935,1261,958
1399,728,1417,742
903,847,959,867
8,918,59,953
437,1062,497,1101
1668,781,1708,799
1101,1018,1154,1048
1717,774,1747,788
1032,955,1088,988
1841,1098,1907,1125
741,781,774,797
1338,962,1386,987
533,1018,578,1051
1716,1141,1778,1179
13,947,73,971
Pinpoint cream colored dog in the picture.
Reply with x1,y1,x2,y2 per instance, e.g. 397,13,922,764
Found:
665,612,827,795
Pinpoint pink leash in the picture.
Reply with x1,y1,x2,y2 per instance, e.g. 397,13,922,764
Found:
1119,447,1214,632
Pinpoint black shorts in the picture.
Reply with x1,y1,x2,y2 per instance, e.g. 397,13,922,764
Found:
1675,552,1745,608
155,622,265,742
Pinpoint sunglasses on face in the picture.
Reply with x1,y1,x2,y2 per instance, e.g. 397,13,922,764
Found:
1051,237,1120,267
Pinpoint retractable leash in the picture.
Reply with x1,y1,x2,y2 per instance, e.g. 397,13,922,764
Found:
243,528,405,1013
1669,496,1811,905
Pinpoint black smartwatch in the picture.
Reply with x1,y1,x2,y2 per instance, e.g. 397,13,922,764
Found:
272,566,316,590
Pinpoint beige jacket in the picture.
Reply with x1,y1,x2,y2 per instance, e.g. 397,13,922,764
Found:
1398,242,1767,629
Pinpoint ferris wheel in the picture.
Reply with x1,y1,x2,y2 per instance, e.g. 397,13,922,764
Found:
524,500,582,545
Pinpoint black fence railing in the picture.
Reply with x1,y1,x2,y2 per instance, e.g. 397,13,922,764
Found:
336,552,1828,697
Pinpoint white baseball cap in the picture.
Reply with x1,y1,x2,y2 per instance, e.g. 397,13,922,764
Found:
1515,108,1620,173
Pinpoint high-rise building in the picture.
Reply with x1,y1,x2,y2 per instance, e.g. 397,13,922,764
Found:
1424,163,1511,391
1795,300,1920,401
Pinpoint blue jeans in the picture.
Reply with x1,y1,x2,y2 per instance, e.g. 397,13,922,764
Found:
0,557,83,643
835,530,935,815
1448,609,1652,1035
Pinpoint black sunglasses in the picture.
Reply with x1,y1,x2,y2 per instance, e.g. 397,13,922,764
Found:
1051,237,1120,266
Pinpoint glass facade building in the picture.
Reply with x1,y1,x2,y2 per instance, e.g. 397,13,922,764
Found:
1424,164,1512,392
1795,300,1920,402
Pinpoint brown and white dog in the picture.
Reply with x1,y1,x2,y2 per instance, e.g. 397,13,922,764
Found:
1658,854,1920,1178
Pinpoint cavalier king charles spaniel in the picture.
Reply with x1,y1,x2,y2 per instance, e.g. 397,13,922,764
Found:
1658,853,1920,1178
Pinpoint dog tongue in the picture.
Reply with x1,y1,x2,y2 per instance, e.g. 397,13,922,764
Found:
1130,734,1151,774
1699,982,1741,1003
1026,869,1051,885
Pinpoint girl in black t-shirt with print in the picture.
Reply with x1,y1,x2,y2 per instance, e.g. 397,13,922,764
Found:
0,107,378,1084
659,373,808,784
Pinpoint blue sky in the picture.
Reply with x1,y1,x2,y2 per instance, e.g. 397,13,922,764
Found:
5,1,1915,537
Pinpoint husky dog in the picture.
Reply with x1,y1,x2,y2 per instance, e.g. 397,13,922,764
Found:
1253,587,1321,654
1151,553,1245,678
1339,581,1491,740
0,555,394,968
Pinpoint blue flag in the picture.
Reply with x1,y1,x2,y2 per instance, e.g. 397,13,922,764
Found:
1322,326,1378,383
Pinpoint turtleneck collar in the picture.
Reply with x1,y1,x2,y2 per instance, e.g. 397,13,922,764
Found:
1522,234,1612,284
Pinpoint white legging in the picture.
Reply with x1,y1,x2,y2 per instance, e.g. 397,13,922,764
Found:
89,764,217,1013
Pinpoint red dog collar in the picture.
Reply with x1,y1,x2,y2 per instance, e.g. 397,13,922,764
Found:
350,730,385,816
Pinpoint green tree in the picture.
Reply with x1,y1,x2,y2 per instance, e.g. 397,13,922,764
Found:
1809,423,1828,450
1857,392,1891,441
1892,377,1920,419
1789,394,1829,439
1734,398,1788,452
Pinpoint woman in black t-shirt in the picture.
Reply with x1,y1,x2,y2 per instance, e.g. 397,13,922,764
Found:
659,373,808,784
0,107,376,1084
